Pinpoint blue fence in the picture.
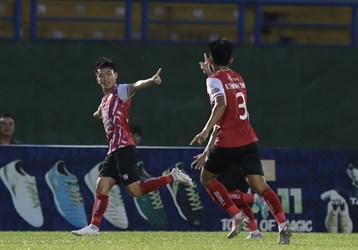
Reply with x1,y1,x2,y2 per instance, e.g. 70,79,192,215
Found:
1,145,358,232
0,0,357,46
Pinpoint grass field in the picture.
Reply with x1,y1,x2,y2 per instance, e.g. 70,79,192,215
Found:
0,231,357,250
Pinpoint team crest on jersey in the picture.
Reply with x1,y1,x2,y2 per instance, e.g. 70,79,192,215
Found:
211,88,220,95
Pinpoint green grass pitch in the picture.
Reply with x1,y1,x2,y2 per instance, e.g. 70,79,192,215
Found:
0,231,357,250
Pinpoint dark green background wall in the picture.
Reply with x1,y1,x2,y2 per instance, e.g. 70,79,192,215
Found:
1,41,357,148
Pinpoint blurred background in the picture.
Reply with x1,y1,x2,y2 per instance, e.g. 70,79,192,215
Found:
1,0,357,148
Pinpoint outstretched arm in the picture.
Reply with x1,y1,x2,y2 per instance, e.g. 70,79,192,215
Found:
127,68,162,96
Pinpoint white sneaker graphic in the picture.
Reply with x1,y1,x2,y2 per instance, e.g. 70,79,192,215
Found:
0,159,44,227
84,162,128,229
72,224,99,236
170,166,193,186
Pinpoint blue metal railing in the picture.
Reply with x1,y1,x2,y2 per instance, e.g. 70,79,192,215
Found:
1,0,357,47
0,0,21,40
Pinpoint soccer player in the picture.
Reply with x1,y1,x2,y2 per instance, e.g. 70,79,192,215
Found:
321,157,358,232
0,113,20,144
190,38,292,244
192,126,268,239
72,57,193,236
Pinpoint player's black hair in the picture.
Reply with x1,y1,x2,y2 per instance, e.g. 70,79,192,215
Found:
95,57,117,74
130,125,142,136
347,157,358,169
208,38,233,66
0,113,15,121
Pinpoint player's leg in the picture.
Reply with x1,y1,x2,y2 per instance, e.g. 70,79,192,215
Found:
116,146,192,197
218,165,262,238
241,143,292,244
202,146,249,239
72,156,118,236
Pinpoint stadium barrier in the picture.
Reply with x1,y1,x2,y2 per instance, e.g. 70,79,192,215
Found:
1,0,357,47
0,145,357,232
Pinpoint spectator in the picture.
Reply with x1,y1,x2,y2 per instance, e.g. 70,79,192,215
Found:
130,125,142,146
0,113,20,144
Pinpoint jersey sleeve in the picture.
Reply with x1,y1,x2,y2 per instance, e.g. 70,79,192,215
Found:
206,77,225,102
117,84,132,102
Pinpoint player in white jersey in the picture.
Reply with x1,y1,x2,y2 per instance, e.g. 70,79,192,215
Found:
72,57,193,236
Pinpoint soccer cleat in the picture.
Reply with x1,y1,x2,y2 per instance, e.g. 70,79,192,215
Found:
163,162,205,227
0,160,44,227
278,221,293,244
227,212,249,239
85,162,128,229
170,163,194,187
246,230,263,239
133,161,168,229
71,224,99,236
254,194,269,219
45,161,87,228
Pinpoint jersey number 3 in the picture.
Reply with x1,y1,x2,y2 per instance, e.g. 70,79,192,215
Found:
236,92,248,120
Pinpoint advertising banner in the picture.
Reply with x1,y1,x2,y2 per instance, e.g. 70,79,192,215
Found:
0,145,357,233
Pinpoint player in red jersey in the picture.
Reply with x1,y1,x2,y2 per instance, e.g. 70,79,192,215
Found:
190,38,292,244
72,57,193,236
192,125,268,239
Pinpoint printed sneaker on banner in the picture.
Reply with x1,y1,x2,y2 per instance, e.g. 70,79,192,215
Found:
85,162,128,229
0,159,44,227
45,161,87,228
163,162,205,227
133,161,168,229
253,194,269,219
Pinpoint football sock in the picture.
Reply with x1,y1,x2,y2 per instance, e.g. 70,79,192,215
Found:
261,188,286,223
228,189,255,205
139,175,173,195
90,194,109,227
238,203,258,231
205,179,240,217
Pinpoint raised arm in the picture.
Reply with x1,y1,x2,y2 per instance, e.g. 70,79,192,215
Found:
127,68,162,97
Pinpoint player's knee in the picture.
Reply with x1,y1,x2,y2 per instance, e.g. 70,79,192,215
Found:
95,185,110,195
126,182,143,197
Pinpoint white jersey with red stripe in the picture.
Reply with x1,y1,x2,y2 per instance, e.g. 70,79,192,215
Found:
100,84,135,154
206,69,258,147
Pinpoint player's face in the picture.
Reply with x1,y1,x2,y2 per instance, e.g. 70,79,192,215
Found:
96,67,118,91
347,163,358,183
0,117,15,136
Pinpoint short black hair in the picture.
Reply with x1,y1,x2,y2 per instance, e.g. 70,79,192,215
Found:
95,57,116,74
0,113,15,121
130,125,142,136
208,38,233,66
347,157,358,169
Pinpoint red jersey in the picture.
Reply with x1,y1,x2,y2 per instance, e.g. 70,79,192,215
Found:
206,69,258,147
100,84,135,154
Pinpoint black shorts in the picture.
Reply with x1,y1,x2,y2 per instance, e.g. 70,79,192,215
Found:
98,145,140,186
205,142,264,178
217,165,249,192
